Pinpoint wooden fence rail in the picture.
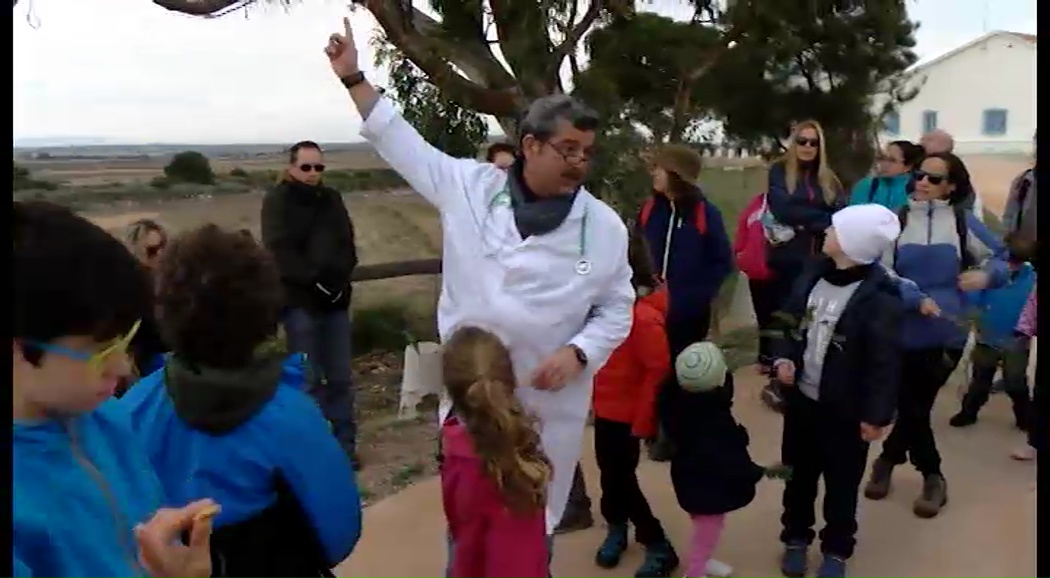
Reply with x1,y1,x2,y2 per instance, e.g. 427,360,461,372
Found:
351,258,442,282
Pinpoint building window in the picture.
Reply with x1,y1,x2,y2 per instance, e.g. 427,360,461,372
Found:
922,110,938,133
983,108,1008,136
883,111,900,135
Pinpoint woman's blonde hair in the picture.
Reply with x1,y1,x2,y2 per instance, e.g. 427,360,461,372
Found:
780,119,843,205
124,218,168,263
442,326,552,513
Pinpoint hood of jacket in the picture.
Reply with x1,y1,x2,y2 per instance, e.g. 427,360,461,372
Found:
164,353,292,434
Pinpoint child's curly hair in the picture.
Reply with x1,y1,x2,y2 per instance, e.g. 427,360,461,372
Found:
442,326,552,513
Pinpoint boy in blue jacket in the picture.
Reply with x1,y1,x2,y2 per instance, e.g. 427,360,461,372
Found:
949,232,1036,430
13,201,214,578
121,224,362,577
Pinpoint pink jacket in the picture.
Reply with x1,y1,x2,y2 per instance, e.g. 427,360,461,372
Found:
1016,286,1038,338
441,417,548,578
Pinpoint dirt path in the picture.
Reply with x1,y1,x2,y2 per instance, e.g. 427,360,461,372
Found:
336,369,1036,577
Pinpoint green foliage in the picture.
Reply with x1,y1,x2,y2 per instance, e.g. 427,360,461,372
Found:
230,167,249,178
352,301,418,355
372,35,489,159
13,162,58,191
163,150,216,185
150,175,172,189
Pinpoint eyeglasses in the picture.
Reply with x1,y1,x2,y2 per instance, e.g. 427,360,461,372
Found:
24,320,142,376
145,243,165,258
299,164,326,173
913,170,947,185
795,137,820,148
545,140,594,166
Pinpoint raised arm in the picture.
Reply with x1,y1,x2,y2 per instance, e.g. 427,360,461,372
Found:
326,17,479,209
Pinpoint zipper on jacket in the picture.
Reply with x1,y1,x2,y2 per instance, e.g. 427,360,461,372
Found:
661,202,677,277
926,203,934,245
66,419,146,576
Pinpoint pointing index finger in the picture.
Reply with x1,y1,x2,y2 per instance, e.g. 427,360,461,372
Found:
343,16,354,43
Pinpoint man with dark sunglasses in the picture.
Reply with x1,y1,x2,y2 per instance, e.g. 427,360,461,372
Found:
261,140,361,467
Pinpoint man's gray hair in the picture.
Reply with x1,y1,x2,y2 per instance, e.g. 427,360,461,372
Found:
519,94,600,142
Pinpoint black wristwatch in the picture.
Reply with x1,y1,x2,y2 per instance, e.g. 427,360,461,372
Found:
340,71,366,89
569,344,588,368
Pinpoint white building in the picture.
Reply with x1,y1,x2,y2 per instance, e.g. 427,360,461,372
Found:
878,30,1037,155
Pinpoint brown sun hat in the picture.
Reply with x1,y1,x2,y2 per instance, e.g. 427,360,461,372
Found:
650,144,703,184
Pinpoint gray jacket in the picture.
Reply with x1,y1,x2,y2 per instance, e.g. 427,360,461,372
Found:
1003,168,1037,240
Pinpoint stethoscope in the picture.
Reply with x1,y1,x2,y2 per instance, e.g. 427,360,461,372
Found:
470,184,592,276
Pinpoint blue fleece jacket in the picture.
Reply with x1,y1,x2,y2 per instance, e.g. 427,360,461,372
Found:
13,400,165,577
969,263,1036,349
884,199,1009,350
849,174,911,210
119,354,362,567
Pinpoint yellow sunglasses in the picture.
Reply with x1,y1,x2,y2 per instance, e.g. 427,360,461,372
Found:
24,319,142,375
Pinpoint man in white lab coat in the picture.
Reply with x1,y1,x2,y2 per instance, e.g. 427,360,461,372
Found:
324,16,635,570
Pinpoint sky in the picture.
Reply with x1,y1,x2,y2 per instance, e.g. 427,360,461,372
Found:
12,0,1037,145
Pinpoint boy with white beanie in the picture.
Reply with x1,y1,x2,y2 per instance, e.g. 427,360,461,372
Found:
768,204,905,578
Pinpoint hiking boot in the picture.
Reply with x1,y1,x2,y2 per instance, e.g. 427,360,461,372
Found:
815,554,847,578
779,542,809,578
595,524,629,569
555,508,595,535
863,458,895,500
634,538,679,578
913,474,948,519
761,382,785,413
948,410,978,428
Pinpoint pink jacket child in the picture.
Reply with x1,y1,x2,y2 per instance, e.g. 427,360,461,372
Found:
442,417,549,577
1017,286,1037,337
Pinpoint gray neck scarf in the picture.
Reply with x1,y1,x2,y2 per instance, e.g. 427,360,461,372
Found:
507,160,578,239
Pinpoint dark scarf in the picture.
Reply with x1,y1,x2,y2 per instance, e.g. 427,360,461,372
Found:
507,159,578,239
821,262,875,286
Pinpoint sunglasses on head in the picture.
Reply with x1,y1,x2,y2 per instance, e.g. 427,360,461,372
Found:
913,170,947,185
23,319,142,377
299,164,326,173
795,137,820,148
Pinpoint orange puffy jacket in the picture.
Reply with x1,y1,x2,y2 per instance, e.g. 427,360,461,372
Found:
592,287,671,439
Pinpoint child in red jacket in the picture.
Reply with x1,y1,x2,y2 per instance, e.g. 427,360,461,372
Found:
441,325,552,578
591,229,679,578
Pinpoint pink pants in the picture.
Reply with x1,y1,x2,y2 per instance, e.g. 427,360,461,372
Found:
686,514,726,577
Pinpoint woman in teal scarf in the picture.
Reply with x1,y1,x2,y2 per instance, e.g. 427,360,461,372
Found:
849,140,924,209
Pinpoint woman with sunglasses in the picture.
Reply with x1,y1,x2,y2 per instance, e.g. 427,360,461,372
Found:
262,140,360,466
14,201,215,578
761,120,846,411
123,219,170,390
863,152,1009,519
848,140,924,210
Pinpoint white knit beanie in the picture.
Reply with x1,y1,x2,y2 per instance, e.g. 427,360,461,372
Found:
830,204,902,265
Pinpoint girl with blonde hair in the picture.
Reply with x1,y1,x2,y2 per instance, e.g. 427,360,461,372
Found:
441,326,552,577
760,119,846,412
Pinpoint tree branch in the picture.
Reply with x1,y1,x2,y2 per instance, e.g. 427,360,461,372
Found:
488,0,556,96
402,4,517,90
151,0,252,16
551,0,601,69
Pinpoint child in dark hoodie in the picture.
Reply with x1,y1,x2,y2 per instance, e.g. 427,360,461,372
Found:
950,232,1037,430
770,204,904,578
120,225,361,577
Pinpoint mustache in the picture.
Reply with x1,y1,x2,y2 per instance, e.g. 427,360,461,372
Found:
561,169,585,180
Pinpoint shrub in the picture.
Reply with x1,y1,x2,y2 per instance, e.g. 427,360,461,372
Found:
164,151,215,185
352,301,417,354
230,167,248,178
150,176,172,189
13,162,58,191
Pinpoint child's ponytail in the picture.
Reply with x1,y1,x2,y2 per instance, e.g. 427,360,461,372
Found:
444,327,553,513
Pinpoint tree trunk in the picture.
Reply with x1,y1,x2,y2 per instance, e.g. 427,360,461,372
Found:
826,127,876,191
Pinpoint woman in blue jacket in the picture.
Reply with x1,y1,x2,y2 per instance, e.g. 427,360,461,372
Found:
863,152,1008,520
762,120,846,410
848,140,925,210
121,224,362,577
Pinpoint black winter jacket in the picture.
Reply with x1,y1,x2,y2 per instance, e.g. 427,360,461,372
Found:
261,180,358,312
769,259,903,427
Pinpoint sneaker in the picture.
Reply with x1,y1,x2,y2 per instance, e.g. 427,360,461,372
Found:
705,558,734,577
555,508,595,535
779,542,808,578
815,554,847,578
863,458,894,500
635,539,680,578
948,411,978,428
595,524,629,569
761,383,785,413
913,474,948,518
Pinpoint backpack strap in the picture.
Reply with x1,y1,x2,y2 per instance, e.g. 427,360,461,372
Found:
639,197,656,228
867,177,880,203
693,200,708,235
954,205,976,270
1013,169,1034,231
892,206,908,267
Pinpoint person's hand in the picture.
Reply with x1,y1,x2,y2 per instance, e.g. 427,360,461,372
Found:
135,499,219,578
859,422,885,442
324,17,360,79
532,346,585,391
919,297,941,317
764,463,793,481
774,359,796,385
958,270,991,292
